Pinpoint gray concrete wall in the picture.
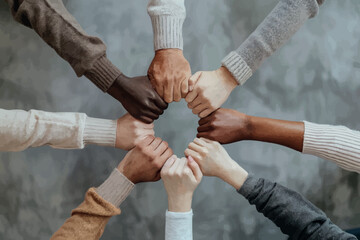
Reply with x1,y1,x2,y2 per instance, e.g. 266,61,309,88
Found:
0,0,359,239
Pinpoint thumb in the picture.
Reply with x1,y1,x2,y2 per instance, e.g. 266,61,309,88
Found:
187,156,203,181
188,71,202,92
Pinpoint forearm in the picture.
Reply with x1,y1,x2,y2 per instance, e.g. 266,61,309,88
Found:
0,109,116,151
147,0,186,50
51,169,134,240
247,115,304,152
303,121,360,173
222,0,324,85
237,175,356,239
5,0,121,91
165,210,193,240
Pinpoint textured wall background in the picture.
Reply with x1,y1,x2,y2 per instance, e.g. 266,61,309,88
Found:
0,0,360,239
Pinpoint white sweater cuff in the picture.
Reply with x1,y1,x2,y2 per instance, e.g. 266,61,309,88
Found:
303,121,360,173
165,210,193,240
83,117,117,147
96,168,134,208
222,51,252,85
150,15,184,51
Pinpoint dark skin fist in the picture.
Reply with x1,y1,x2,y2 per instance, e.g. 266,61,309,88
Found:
108,74,168,123
197,108,304,152
117,136,174,184
148,49,192,103
197,108,250,144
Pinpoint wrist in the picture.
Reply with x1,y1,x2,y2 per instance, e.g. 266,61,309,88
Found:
245,115,255,141
155,48,183,56
218,160,248,190
117,164,137,184
168,193,193,212
216,66,238,90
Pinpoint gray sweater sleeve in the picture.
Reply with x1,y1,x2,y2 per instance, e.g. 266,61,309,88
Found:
238,175,356,240
222,0,324,85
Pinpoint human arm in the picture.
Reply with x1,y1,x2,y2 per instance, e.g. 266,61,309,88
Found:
196,109,360,173
185,138,356,240
161,156,203,240
222,0,325,85
4,1,168,123
4,0,119,92
197,108,304,152
51,136,173,239
147,0,192,103
186,0,325,117
0,109,154,152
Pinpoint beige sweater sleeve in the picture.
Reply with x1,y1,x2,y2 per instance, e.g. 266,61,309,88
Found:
0,108,116,151
4,0,121,92
51,169,134,240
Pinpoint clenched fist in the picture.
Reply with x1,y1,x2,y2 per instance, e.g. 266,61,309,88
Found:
148,49,192,103
197,108,250,144
161,156,202,212
185,138,248,189
117,136,173,184
185,67,238,118
115,113,155,150
108,74,168,123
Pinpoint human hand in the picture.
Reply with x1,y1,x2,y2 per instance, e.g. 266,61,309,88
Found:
197,108,250,144
185,138,248,189
117,136,173,184
161,156,202,212
107,74,168,123
115,113,155,150
185,67,238,118
148,49,192,103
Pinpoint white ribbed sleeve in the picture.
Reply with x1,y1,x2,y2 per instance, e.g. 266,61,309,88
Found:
0,108,116,152
303,121,360,173
147,0,186,50
165,210,193,240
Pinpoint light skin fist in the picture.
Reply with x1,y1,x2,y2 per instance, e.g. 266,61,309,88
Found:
161,156,203,212
185,67,238,118
116,113,155,150
197,108,250,144
148,49,192,103
117,136,173,184
185,138,248,190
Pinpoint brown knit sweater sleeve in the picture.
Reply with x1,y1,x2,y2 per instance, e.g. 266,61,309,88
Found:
4,0,121,92
50,188,121,240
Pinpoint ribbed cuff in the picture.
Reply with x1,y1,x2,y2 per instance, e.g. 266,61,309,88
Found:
150,15,184,51
222,51,252,85
237,174,258,198
303,121,327,154
96,168,134,208
166,209,193,218
84,55,122,92
83,117,117,147
165,209,193,240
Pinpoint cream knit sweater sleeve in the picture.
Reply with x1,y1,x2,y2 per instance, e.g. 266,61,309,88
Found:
303,121,360,173
0,108,116,152
147,0,186,50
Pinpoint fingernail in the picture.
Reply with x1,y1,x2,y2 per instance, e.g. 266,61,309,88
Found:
188,156,195,163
